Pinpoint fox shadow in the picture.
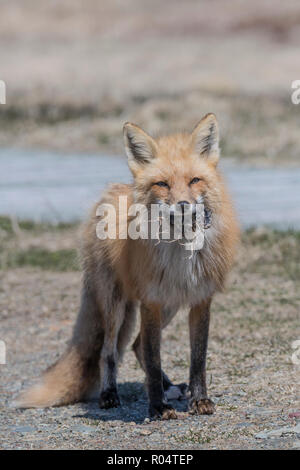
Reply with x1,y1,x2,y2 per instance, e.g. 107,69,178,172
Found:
73,381,188,424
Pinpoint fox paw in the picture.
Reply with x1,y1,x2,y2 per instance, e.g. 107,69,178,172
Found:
189,398,215,415
149,402,178,420
164,383,188,401
99,388,120,409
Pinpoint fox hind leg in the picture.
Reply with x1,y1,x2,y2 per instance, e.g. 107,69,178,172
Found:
117,301,137,361
98,286,126,409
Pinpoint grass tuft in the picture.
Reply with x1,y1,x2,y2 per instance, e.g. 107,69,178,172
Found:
2,247,79,271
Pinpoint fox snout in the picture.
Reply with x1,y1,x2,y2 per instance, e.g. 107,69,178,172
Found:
169,201,196,226
168,203,212,231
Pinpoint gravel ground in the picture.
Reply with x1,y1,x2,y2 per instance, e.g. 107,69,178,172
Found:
0,227,299,449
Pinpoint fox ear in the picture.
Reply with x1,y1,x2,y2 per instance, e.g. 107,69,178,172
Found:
123,122,157,173
191,113,220,165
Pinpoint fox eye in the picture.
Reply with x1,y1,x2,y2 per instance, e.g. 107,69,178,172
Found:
153,181,169,188
190,177,202,185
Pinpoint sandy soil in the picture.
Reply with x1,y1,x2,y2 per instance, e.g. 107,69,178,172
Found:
0,226,299,449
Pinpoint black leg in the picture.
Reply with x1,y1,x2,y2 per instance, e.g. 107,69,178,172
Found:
140,303,177,420
189,299,215,415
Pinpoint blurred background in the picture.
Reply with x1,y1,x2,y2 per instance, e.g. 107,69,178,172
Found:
0,0,299,226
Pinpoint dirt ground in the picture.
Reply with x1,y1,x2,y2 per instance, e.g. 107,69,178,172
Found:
0,0,300,165
0,223,299,450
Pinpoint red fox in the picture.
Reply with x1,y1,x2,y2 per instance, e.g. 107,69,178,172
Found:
15,113,239,419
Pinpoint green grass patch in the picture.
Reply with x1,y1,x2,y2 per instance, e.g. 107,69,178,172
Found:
3,247,79,271
0,215,78,235
243,227,300,246
1,218,300,277
242,228,300,281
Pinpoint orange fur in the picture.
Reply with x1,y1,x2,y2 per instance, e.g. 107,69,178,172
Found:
15,115,239,414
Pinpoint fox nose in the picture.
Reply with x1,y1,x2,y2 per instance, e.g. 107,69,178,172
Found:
170,201,195,225
177,201,190,212
178,201,196,217
170,201,189,224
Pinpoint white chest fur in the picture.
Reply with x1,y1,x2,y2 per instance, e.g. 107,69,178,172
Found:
144,239,216,309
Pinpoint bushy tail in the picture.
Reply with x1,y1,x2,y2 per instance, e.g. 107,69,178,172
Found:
14,346,100,408
14,286,103,408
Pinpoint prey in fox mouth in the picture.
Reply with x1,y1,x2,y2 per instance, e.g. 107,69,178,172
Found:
204,207,212,229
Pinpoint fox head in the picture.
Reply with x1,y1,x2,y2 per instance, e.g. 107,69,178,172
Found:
123,114,222,226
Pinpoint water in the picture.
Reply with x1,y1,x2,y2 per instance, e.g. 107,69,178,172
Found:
1,148,300,229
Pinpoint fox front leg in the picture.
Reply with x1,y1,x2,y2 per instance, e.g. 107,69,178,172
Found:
140,303,177,420
188,299,215,415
